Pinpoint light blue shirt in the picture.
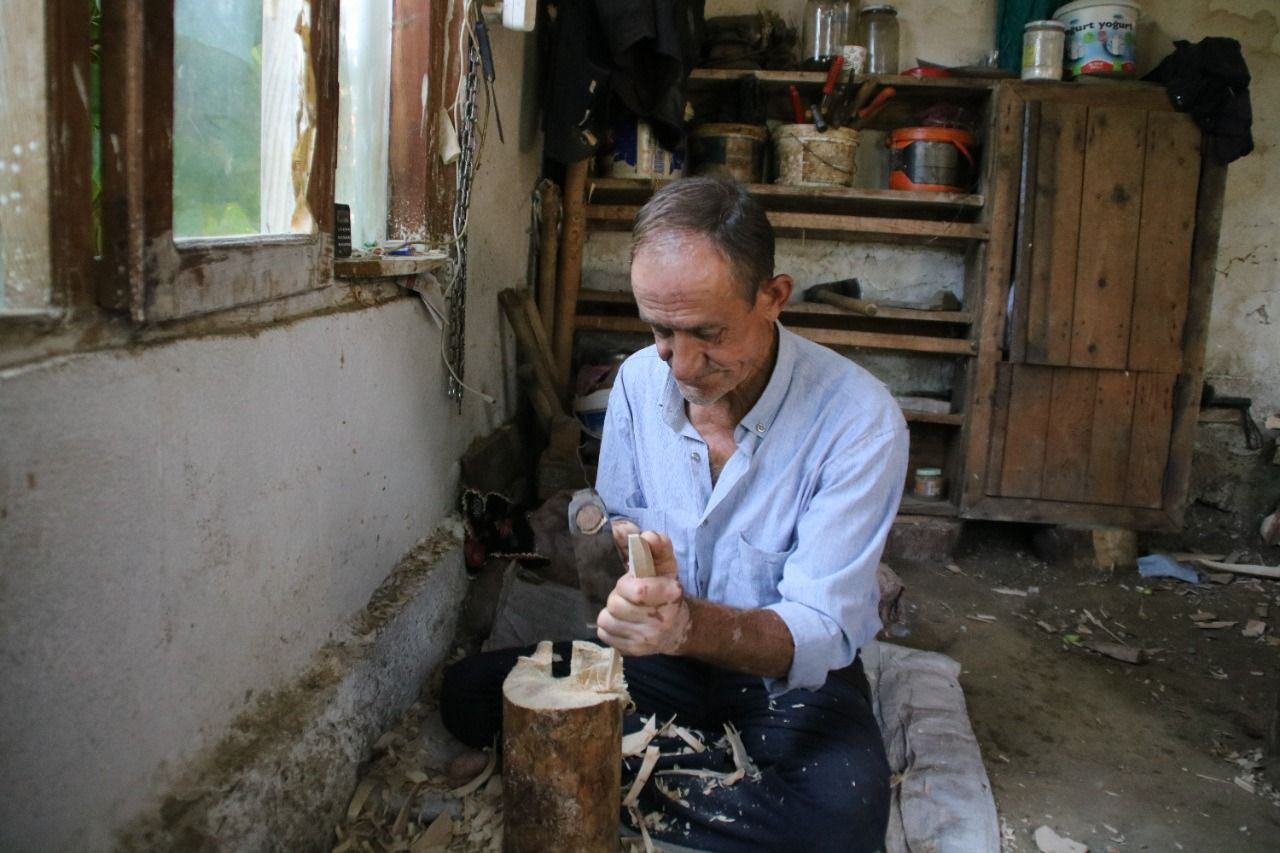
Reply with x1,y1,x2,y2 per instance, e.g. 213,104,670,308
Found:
596,323,909,694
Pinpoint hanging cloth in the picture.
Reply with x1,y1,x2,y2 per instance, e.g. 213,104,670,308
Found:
1143,37,1254,165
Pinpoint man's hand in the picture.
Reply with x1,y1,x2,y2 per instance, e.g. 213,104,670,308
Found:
595,523,691,656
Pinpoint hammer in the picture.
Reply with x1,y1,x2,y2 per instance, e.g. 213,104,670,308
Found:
804,278,879,316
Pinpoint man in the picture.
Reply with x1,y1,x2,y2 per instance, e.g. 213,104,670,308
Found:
443,177,908,851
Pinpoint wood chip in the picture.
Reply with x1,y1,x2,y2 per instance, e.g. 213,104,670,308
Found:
622,716,660,757
992,587,1028,596
1242,620,1267,638
1195,621,1238,630
723,722,759,776
671,723,707,753
1034,825,1088,853
1083,640,1144,664
945,562,965,574
1189,611,1218,622
623,745,661,807
966,613,998,623
347,778,377,822
628,534,656,578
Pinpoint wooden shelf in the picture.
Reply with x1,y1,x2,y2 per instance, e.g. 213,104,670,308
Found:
898,494,961,516
575,313,975,356
587,204,988,243
903,409,964,426
688,69,998,92
587,177,983,220
782,300,974,325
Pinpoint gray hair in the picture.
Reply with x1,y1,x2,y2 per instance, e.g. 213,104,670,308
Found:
630,176,775,302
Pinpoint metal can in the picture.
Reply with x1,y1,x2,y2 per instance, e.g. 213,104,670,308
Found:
1022,19,1066,80
913,467,945,500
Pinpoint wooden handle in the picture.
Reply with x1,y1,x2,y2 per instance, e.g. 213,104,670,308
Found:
628,533,655,578
811,289,879,316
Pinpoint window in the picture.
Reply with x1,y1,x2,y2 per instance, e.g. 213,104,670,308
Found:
2,0,461,336
336,0,393,249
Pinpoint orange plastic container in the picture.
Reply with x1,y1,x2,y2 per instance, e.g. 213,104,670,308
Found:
888,127,976,193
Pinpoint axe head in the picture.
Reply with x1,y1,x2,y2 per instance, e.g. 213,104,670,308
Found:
567,488,628,625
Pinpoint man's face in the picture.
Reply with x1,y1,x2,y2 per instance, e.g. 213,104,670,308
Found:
631,235,790,408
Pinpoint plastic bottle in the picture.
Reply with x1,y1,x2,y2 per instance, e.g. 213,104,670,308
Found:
854,5,900,75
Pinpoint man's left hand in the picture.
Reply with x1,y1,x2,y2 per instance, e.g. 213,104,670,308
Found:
596,526,691,656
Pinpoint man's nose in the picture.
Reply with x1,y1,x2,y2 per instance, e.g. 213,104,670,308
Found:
661,334,703,380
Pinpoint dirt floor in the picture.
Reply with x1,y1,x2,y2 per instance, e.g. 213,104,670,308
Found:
893,521,1280,853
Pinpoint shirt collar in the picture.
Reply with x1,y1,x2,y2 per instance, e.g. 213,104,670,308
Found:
657,321,797,443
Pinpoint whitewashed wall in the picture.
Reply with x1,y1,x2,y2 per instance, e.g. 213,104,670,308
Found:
0,25,541,852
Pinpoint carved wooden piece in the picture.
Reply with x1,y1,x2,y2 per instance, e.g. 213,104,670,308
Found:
502,641,628,853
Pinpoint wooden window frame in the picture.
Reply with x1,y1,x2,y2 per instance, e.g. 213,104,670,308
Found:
99,1,340,323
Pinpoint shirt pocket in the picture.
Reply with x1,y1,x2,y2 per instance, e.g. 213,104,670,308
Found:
722,534,794,609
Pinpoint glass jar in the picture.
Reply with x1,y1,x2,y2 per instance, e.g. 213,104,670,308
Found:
854,5,899,75
1021,19,1065,80
801,1,852,71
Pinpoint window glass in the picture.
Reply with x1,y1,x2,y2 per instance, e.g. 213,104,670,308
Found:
336,0,392,249
0,1,51,313
173,0,314,240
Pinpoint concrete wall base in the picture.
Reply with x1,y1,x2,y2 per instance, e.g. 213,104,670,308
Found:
118,517,468,852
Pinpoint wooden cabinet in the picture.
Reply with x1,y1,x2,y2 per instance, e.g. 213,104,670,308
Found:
548,75,1223,531
964,84,1226,529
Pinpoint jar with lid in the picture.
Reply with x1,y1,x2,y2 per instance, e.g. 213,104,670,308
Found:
1021,19,1065,80
853,5,899,75
800,1,852,71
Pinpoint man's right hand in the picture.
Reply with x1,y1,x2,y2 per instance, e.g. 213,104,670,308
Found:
595,525,691,656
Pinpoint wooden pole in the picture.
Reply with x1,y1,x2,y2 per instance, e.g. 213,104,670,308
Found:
553,159,590,404
502,641,627,853
537,180,562,344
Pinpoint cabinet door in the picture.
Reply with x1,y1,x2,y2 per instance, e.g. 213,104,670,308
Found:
982,92,1207,527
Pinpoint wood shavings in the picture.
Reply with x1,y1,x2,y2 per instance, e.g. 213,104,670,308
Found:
723,722,759,777
626,805,657,852
410,813,451,852
671,723,707,753
1242,620,1267,638
347,778,377,822
991,587,1028,597
967,613,998,623
622,715,661,757
623,745,661,807
1195,621,1239,630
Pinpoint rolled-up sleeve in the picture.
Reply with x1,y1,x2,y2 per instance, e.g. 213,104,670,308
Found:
763,420,909,694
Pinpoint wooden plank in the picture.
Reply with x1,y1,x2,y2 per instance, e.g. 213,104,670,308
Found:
960,86,1023,509
1125,372,1175,508
1025,100,1087,365
1007,100,1040,362
554,159,590,401
586,205,989,242
1040,368,1097,502
45,0,95,308
578,289,974,325
998,365,1054,498
1128,111,1201,372
1085,370,1136,505
1069,107,1147,368
961,494,1175,531
576,314,977,355
537,180,562,342
984,364,1012,495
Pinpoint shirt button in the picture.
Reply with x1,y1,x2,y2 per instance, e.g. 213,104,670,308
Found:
691,452,701,462
755,423,766,434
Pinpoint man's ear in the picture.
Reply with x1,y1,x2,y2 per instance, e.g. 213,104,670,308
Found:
757,274,793,318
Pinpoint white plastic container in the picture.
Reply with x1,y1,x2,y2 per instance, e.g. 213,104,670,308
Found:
1053,0,1139,78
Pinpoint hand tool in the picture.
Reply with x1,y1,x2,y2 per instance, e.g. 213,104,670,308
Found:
566,488,657,624
473,15,504,143
788,85,807,125
804,278,879,316
818,55,845,121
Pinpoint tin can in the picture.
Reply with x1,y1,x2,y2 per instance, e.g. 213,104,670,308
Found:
1022,20,1066,80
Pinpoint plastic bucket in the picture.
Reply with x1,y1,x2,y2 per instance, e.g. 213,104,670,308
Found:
888,127,977,193
1053,0,1139,78
772,124,859,187
691,123,768,183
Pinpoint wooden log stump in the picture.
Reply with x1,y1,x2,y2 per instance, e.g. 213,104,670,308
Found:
502,640,629,853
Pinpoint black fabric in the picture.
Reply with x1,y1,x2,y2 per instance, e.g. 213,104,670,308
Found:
542,0,704,163
442,644,890,852
1143,37,1253,164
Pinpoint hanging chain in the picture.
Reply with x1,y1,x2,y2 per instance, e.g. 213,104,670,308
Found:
447,37,481,408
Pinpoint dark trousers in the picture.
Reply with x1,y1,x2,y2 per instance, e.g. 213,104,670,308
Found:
441,644,890,852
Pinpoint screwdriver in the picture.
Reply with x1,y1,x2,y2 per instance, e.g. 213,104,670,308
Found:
817,55,845,123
